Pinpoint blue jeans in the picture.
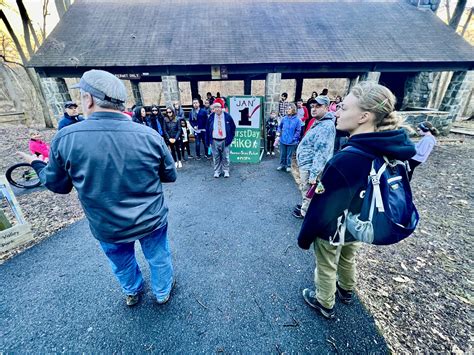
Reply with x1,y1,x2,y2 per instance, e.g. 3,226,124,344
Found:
194,131,208,157
280,143,296,168
99,224,174,302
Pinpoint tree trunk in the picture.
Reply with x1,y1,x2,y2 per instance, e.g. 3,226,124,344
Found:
26,68,54,128
1,10,54,128
16,0,34,57
55,0,66,18
461,7,473,36
449,0,467,30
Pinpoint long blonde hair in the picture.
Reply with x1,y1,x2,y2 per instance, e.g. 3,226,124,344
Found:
351,81,404,132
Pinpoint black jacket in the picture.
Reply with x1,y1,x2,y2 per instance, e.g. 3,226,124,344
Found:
297,129,416,249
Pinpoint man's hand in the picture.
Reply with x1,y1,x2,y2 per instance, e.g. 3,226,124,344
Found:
17,151,42,165
309,178,317,185
169,138,176,144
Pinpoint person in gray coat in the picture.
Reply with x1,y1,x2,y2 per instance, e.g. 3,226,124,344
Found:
19,70,177,307
293,95,336,219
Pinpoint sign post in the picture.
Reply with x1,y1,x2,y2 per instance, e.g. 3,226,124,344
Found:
228,96,263,163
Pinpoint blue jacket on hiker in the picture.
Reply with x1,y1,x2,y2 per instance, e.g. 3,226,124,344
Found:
58,113,84,130
189,107,208,131
206,112,236,147
278,114,301,145
298,129,416,249
31,111,177,244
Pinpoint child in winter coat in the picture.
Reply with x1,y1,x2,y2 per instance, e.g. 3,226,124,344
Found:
180,119,193,160
28,131,50,161
265,111,279,155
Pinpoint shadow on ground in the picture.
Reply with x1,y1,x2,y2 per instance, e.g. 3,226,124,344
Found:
0,156,387,353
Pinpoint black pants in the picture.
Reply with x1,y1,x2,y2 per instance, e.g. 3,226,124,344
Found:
169,141,182,162
180,140,191,159
267,136,275,152
407,159,421,181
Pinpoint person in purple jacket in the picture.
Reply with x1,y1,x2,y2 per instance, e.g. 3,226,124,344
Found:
276,103,301,172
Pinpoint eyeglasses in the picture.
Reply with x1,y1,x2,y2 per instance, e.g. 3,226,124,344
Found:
166,111,172,114
152,109,158,112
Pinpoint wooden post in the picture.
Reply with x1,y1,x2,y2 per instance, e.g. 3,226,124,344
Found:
295,77,303,102
244,78,252,95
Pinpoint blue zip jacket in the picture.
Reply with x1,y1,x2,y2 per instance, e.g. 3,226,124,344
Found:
206,112,236,147
58,113,84,130
189,108,208,130
278,114,301,145
31,111,177,244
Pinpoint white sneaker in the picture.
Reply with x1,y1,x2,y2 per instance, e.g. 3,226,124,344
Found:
178,161,182,168
286,167,292,172
175,162,178,168
266,152,270,155
271,152,275,156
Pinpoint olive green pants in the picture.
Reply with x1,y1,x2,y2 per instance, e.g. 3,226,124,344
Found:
314,238,361,309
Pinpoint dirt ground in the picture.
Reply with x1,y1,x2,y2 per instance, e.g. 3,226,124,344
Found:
0,122,472,353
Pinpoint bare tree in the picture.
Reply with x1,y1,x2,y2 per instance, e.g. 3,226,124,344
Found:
461,7,473,36
0,9,54,128
42,0,50,39
445,0,452,22
55,0,66,18
449,0,468,30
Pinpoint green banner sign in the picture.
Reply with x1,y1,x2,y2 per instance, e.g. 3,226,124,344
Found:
228,96,263,164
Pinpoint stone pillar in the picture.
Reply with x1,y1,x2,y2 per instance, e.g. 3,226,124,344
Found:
162,75,180,108
409,0,440,11
40,77,72,117
347,76,360,95
244,78,252,95
402,72,436,109
360,71,381,83
439,71,474,123
264,73,282,119
130,80,143,106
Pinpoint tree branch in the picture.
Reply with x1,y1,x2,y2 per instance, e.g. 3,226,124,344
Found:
0,54,25,67
0,10,28,65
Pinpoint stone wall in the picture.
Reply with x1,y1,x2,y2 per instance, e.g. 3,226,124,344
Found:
402,72,437,109
40,78,72,118
398,109,451,135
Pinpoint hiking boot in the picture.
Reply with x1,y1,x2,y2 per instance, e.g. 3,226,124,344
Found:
126,293,141,307
336,283,353,304
286,167,292,173
157,279,176,305
293,204,302,212
292,209,304,219
277,166,284,171
302,289,335,319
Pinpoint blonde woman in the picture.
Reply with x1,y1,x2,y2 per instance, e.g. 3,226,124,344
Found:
298,81,416,319
276,103,301,172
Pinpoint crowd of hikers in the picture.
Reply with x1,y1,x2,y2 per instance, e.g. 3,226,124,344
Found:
21,70,438,319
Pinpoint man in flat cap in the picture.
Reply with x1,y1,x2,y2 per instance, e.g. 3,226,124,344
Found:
19,70,177,307
57,101,84,130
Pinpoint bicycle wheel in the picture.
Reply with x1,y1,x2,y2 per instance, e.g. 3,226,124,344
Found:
6,163,42,189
